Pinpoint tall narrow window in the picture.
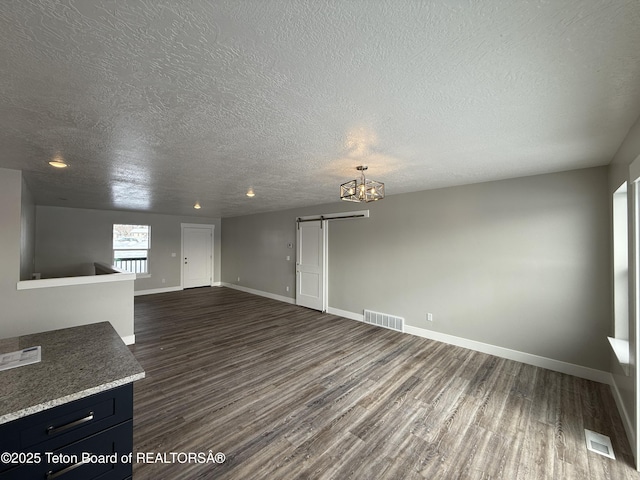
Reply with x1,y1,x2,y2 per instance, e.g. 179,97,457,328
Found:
613,183,629,341
609,182,630,374
113,224,150,274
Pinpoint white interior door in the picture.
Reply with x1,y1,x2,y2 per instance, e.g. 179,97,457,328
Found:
182,225,213,289
296,220,326,311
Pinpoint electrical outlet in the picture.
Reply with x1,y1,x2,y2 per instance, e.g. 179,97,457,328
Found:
286,286,290,292
427,313,433,322
162,278,166,284
237,276,240,282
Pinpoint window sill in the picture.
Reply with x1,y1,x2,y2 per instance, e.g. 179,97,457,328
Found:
608,337,630,376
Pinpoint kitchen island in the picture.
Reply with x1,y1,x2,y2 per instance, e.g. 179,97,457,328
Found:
0,322,144,479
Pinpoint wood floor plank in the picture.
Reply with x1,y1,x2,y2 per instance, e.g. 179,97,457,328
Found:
302,432,366,480
385,432,437,479
517,420,556,480
493,429,527,480
411,376,470,443
471,371,516,432
130,287,640,479
445,424,506,478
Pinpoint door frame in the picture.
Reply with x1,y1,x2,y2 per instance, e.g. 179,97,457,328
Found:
181,223,215,289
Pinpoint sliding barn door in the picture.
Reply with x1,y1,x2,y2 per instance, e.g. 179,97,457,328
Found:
296,220,326,311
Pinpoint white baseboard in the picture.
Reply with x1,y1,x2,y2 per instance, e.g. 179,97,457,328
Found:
221,283,295,304
221,289,611,384
326,307,364,322
122,334,136,345
610,377,637,465
134,286,182,296
403,325,611,384
323,307,612,385
213,281,222,287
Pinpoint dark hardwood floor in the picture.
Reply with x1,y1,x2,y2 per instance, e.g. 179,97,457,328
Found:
129,287,638,479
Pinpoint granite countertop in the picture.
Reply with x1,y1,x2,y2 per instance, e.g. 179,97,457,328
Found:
0,322,145,425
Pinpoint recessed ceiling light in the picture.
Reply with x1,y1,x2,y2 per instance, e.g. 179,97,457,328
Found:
246,189,255,198
48,160,68,168
194,202,201,209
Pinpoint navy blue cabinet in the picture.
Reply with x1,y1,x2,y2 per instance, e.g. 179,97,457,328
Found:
0,384,134,480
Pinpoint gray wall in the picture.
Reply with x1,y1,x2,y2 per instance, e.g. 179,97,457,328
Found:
20,176,35,281
35,206,221,291
1,168,23,292
222,202,368,297
222,166,611,371
0,168,134,340
609,113,640,458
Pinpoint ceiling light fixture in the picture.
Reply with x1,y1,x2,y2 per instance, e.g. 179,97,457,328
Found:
246,189,255,198
194,202,201,209
48,159,68,168
340,165,385,202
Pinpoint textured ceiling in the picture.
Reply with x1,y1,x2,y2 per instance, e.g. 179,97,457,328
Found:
1,0,639,218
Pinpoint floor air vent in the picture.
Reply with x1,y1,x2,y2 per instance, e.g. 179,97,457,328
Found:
584,429,615,459
363,309,404,333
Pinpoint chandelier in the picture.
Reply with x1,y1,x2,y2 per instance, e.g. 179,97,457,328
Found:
340,166,385,202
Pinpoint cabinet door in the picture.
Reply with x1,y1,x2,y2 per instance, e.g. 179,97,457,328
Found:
1,420,132,480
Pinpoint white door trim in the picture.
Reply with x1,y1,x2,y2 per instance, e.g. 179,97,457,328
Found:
181,223,215,289
323,220,328,312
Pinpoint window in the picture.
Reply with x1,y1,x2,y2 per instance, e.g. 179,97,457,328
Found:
609,182,630,374
613,182,629,341
113,224,150,274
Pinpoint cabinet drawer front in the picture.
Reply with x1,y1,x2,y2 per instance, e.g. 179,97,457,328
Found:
0,384,132,454
0,419,133,480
